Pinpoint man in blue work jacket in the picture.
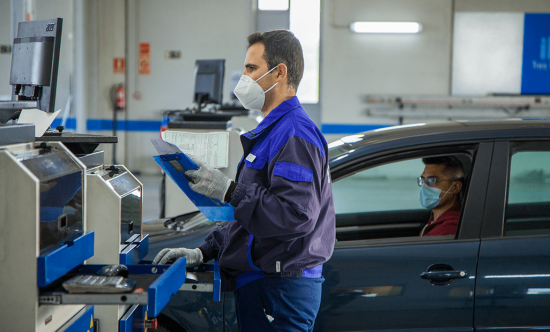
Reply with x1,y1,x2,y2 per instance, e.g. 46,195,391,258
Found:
154,30,335,332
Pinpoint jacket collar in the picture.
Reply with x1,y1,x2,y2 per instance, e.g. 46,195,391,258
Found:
246,96,301,138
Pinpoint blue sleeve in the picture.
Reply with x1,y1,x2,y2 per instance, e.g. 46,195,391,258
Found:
231,136,326,241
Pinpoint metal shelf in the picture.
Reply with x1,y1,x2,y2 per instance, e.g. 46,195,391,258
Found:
364,95,550,119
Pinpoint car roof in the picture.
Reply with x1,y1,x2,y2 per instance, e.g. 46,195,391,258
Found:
329,119,550,168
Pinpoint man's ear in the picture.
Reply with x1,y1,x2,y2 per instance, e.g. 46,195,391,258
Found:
275,63,288,83
452,181,463,194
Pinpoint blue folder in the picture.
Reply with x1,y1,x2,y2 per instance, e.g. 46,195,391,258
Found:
151,138,235,221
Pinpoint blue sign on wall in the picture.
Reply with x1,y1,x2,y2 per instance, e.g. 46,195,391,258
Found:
521,13,550,94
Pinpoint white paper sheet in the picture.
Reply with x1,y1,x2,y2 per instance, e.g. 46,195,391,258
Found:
161,130,229,168
17,109,61,137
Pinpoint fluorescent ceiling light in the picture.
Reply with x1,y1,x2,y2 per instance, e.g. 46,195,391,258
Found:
350,22,423,34
258,0,289,11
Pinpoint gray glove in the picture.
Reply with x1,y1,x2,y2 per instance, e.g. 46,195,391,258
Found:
186,158,232,202
153,247,203,266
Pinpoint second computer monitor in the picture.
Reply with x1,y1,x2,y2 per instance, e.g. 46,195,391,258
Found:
193,59,225,106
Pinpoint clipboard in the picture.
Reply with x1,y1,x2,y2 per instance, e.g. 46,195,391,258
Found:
151,138,235,221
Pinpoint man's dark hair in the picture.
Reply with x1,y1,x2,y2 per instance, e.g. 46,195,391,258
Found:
247,30,304,90
422,156,464,179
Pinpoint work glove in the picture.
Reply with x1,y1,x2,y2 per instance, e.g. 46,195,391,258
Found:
186,158,233,202
153,247,203,266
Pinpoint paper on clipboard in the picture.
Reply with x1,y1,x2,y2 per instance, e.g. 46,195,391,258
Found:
151,138,235,222
161,130,229,168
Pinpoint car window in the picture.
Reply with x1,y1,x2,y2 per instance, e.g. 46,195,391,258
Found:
505,145,550,237
332,159,423,214
332,154,472,242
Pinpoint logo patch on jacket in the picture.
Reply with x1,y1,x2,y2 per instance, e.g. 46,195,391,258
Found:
245,153,256,162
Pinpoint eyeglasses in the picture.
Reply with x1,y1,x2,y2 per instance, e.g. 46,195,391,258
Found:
417,176,461,187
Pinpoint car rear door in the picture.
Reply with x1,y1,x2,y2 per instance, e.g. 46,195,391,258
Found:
316,142,493,331
475,140,550,331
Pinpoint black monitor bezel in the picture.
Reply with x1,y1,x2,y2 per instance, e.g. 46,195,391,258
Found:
193,59,225,106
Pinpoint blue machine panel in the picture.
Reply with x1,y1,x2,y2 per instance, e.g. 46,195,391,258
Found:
148,257,187,318
120,235,149,265
521,13,550,94
119,245,139,266
37,231,94,287
195,261,222,302
119,304,143,332
61,305,94,332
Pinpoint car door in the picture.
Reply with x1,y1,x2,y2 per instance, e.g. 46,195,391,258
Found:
315,142,493,332
475,140,550,331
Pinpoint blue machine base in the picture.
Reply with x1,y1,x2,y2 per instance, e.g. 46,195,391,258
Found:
70,258,187,318
37,232,95,288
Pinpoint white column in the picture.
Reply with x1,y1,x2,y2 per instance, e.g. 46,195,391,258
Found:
74,0,86,133
11,0,24,40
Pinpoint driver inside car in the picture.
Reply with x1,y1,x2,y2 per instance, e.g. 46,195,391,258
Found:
418,156,464,236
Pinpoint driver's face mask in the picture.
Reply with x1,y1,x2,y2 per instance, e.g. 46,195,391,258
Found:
419,183,455,209
233,66,278,111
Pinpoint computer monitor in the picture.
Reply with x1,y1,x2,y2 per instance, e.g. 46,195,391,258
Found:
10,18,62,114
193,59,225,109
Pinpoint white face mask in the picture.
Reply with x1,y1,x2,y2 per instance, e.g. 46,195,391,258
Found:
233,66,278,111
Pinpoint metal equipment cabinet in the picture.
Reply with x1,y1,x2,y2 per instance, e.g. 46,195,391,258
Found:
0,142,91,331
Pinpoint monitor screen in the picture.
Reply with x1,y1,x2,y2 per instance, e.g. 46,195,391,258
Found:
195,73,215,96
10,18,62,114
193,59,225,106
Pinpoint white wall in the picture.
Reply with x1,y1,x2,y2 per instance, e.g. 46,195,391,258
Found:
128,0,254,112
455,0,550,12
451,1,550,96
124,0,254,174
83,0,254,174
5,0,550,172
451,12,525,96
91,0,126,121
320,0,550,143
320,0,453,127
83,0,126,165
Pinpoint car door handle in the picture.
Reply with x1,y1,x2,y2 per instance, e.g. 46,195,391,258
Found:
421,270,467,280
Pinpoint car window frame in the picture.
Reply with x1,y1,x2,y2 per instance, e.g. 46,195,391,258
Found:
481,138,550,239
332,155,434,215
331,141,494,248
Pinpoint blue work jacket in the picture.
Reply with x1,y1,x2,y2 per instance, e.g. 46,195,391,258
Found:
199,96,335,291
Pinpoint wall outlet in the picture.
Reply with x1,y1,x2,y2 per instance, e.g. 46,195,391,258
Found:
164,50,181,59
0,45,12,54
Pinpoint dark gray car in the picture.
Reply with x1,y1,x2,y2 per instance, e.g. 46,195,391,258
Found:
145,119,550,332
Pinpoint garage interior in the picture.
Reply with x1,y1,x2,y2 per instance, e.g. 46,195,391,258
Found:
1,0,550,331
